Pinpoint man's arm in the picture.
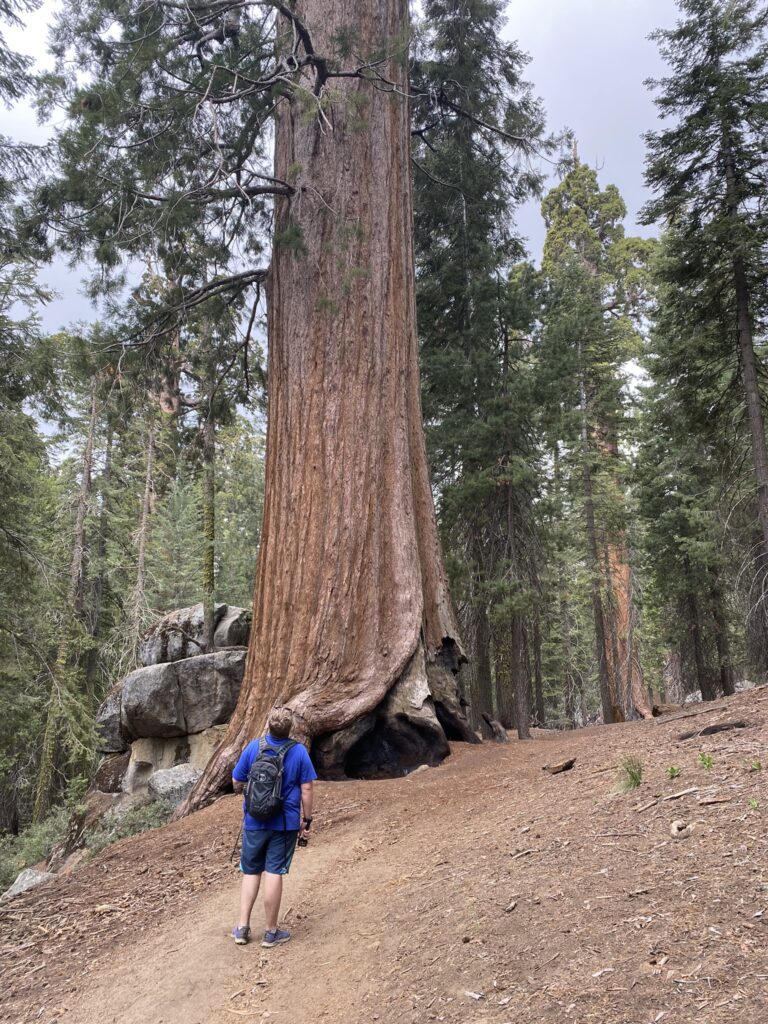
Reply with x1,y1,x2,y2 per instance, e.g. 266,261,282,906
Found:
232,778,244,794
300,781,313,837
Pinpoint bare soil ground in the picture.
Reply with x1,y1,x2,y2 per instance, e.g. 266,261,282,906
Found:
2,688,768,1024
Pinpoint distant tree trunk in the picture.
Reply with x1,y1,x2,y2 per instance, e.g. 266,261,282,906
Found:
85,420,113,695
33,387,98,822
662,647,684,704
495,639,514,730
69,387,98,621
507,483,530,740
603,541,651,719
468,598,495,737
686,584,715,701
554,442,582,727
532,610,545,726
128,424,154,655
201,376,216,653
579,372,616,724
710,583,736,697
183,0,475,810
560,594,574,727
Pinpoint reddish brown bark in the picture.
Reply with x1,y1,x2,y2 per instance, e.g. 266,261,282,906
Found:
183,0,473,810
603,541,651,720
589,424,650,722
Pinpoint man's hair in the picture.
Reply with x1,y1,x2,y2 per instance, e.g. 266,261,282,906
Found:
267,706,293,739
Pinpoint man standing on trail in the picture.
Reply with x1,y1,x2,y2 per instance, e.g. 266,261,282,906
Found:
230,707,317,948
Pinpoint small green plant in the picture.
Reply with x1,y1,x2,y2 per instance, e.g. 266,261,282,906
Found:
619,755,644,791
698,752,715,770
748,798,760,810
666,765,682,779
750,759,762,772
0,805,72,891
85,800,174,855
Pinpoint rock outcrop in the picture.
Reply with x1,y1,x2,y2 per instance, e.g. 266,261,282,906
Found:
1,868,54,901
147,765,202,807
121,726,227,796
41,603,250,879
113,649,246,743
96,688,126,753
139,603,250,667
92,605,250,808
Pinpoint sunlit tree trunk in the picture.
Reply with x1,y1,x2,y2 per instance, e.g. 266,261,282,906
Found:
603,542,651,719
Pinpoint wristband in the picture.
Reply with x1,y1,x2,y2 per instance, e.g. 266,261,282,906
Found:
302,817,313,828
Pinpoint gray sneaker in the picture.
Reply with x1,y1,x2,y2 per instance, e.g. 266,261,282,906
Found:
261,928,290,948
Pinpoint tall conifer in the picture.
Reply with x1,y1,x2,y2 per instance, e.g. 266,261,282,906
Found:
643,0,768,657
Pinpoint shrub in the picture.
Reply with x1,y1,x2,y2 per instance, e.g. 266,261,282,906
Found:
84,799,173,855
619,755,643,791
0,805,71,892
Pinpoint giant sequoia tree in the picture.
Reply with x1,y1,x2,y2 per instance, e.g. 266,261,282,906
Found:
41,0,478,798
539,163,654,723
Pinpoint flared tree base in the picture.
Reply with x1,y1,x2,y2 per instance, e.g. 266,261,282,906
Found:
310,640,479,779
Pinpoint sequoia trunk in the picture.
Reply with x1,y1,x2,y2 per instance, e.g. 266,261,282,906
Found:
183,0,474,809
603,541,651,719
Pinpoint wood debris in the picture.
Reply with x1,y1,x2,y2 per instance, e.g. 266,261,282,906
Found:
542,758,576,775
662,787,699,801
679,720,748,740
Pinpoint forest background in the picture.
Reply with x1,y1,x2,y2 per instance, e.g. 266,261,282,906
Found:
2,0,768,874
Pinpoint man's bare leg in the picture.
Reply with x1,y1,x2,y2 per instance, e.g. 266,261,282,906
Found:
238,872,261,929
263,872,283,931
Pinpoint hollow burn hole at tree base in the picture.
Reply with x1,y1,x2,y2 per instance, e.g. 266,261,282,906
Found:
342,713,448,780
306,639,474,780
311,708,457,781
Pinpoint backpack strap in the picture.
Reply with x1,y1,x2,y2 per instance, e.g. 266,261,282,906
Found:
257,737,295,759
275,739,297,763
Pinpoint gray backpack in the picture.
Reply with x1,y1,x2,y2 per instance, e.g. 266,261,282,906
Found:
244,738,297,820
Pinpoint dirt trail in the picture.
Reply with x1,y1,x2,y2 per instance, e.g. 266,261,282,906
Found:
3,689,768,1024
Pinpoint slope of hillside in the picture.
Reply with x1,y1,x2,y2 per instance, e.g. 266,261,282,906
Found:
2,689,767,1024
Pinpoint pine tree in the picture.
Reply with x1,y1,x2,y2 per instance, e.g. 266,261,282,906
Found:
643,0,768,659
0,287,56,830
147,474,205,613
413,0,547,738
638,230,747,698
215,417,265,607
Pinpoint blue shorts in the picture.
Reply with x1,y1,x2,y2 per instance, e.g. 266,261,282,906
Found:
240,828,298,876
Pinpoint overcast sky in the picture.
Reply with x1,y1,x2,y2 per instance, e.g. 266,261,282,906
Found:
2,0,680,330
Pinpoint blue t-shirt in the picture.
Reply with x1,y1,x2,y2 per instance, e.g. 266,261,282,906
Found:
232,735,317,831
